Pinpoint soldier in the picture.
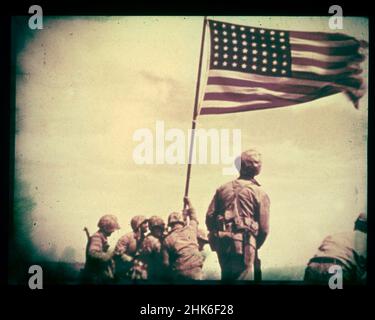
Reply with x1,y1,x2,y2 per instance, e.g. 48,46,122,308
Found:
83,214,120,284
139,216,167,282
113,215,148,281
206,149,270,281
304,213,367,284
162,197,205,282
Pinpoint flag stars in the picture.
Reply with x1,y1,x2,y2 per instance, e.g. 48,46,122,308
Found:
261,43,267,48
252,49,258,54
241,34,246,39
223,61,228,66
232,62,237,67
281,69,287,74
222,24,227,28
243,48,248,53
213,61,218,66
250,28,255,32
242,56,248,61
251,43,257,47
214,29,218,34
233,54,238,59
223,38,228,43
282,61,288,66
252,65,257,70
214,52,219,58
270,36,275,41
260,29,265,34
280,38,285,43
232,32,237,37
233,39,238,44
262,51,268,56
233,47,238,52
241,27,245,31
280,32,285,36
242,41,248,46
214,37,219,42
261,66,267,72
272,60,278,65
224,46,228,51
272,53,277,58
270,30,275,35
223,31,228,36
272,67,277,72
242,63,247,69
223,53,228,58
271,44,276,49
281,45,286,50
251,35,256,40
231,25,236,30
214,45,219,50
262,58,267,64
252,57,258,62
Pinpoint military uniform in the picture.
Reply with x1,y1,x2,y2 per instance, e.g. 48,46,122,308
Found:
83,214,120,284
113,215,148,281
163,207,204,281
139,234,166,281
206,178,270,281
84,231,114,283
304,230,367,284
114,231,148,280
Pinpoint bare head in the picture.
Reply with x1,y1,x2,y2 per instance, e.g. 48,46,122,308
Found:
235,149,262,178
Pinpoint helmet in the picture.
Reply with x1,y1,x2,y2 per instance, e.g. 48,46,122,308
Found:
168,212,184,226
148,216,165,229
236,149,262,177
130,215,148,231
197,228,209,242
98,214,120,233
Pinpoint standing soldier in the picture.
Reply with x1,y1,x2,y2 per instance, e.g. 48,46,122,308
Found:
206,149,270,281
304,213,367,284
162,197,205,282
113,215,148,281
83,214,120,284
139,216,167,282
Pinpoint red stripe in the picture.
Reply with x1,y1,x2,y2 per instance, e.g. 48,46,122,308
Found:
292,70,362,89
204,92,311,103
289,30,356,42
291,43,360,56
200,102,289,114
207,76,323,95
292,56,365,70
201,86,345,115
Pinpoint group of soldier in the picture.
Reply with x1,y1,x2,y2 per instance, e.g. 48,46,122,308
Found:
82,148,367,284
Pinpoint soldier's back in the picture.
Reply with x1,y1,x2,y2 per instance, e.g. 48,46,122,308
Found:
164,225,203,272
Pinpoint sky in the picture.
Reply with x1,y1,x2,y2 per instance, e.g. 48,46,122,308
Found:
14,16,368,278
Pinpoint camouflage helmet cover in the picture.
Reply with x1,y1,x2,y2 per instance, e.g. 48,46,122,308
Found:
168,212,184,226
98,214,120,233
148,215,165,229
130,215,148,231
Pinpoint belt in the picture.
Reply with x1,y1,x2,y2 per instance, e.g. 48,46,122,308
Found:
309,256,345,266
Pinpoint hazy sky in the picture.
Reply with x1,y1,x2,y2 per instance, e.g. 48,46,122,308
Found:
15,16,368,276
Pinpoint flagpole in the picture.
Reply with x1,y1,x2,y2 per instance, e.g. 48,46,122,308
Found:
183,16,208,212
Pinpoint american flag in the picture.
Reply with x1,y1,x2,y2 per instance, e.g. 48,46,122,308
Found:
200,19,367,115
